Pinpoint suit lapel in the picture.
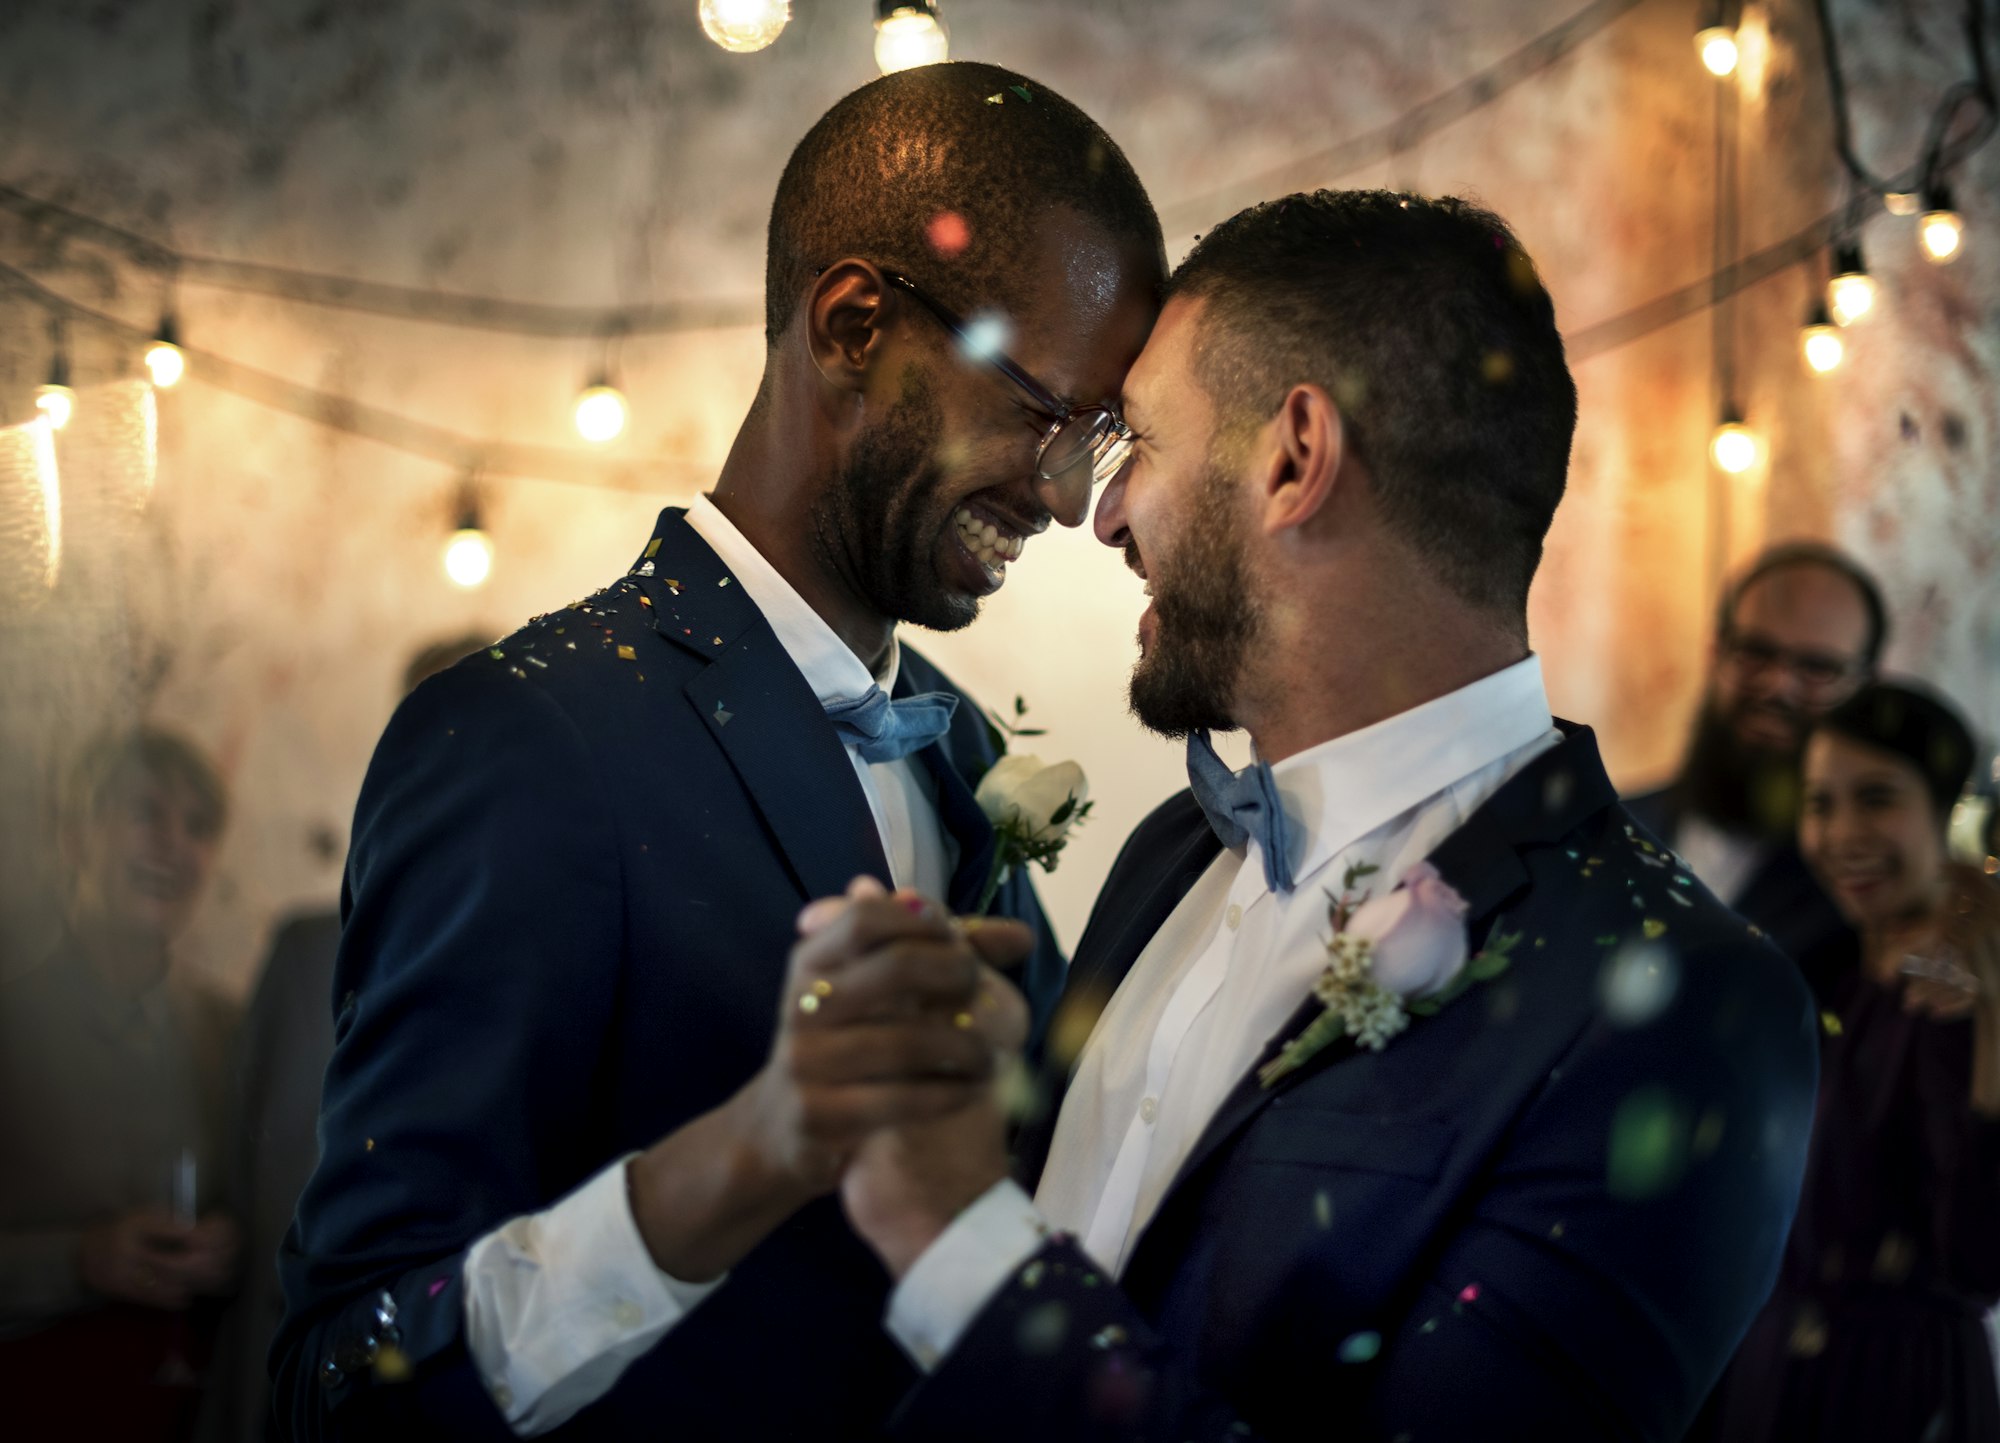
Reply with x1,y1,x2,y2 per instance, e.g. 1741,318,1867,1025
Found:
631,511,892,904
1124,724,1617,1278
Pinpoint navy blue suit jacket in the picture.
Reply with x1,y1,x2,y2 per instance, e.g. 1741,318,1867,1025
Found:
272,510,1064,1440
1623,785,1851,1005
897,725,1819,1443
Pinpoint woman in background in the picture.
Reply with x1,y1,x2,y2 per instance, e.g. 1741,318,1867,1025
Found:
0,728,241,1441
1714,680,2000,1442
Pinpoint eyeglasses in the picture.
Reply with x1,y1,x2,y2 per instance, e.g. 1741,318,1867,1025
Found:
882,270,1137,489
1720,629,1867,696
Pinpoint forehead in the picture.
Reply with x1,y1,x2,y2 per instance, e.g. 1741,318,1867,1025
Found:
1121,294,1210,418
1804,730,1918,788
1005,209,1161,401
1732,563,1871,650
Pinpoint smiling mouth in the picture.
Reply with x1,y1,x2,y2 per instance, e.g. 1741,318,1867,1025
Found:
953,504,1028,569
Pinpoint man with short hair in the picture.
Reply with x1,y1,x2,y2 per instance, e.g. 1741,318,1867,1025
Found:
812,191,1819,1441
273,63,1165,1440
1626,542,1887,991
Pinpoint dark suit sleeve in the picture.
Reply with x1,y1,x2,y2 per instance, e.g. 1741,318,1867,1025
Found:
271,662,625,1440
890,937,1820,1443
1913,1016,2000,1298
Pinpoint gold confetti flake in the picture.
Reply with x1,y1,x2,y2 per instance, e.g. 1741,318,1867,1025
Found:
617,645,637,661
644,538,661,558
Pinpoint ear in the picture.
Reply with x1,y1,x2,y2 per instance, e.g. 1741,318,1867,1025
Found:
804,260,895,395
1254,382,1344,536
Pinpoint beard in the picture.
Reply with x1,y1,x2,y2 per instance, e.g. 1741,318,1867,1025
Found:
1126,457,1262,739
1677,691,1806,841
809,366,977,634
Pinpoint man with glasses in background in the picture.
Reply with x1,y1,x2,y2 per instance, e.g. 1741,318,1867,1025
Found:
274,62,1164,1441
1627,542,1889,998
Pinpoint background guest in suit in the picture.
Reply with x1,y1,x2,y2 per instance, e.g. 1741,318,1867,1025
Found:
197,633,488,1443
272,61,1165,1440
1711,681,2000,1443
0,727,240,1441
815,190,1819,1442
1626,544,1889,996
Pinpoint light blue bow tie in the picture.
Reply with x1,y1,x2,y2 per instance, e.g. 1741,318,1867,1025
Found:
824,686,959,764
1187,729,1295,894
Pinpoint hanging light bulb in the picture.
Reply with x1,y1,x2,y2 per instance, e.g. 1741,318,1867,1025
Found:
1696,25,1739,77
573,376,629,444
1710,410,1759,474
1800,303,1845,374
698,0,789,53
875,0,949,75
442,491,494,589
35,322,74,431
144,314,185,388
1918,182,1963,264
1826,241,1876,326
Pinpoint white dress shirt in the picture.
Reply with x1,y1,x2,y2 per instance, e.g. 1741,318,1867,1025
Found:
887,656,1561,1370
462,494,953,1434
1670,812,1768,908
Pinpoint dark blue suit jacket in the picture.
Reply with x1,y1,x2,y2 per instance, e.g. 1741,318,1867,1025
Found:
271,509,1064,1440
1623,786,1851,1005
897,725,1819,1443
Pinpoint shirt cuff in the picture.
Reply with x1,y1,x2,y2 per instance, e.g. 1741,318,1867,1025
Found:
885,1179,1050,1372
462,1154,726,1435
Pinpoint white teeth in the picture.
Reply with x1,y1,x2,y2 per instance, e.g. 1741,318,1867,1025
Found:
954,507,1023,568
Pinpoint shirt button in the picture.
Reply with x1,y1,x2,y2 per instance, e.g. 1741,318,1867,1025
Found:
612,1298,643,1329
1225,904,1243,930
1139,1096,1158,1124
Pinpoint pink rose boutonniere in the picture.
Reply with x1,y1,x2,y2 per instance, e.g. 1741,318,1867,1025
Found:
1258,860,1522,1087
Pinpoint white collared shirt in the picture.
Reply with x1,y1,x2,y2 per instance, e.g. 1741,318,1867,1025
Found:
461,495,952,1435
887,656,1561,1369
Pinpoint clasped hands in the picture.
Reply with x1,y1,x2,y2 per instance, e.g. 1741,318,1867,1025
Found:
757,876,1027,1278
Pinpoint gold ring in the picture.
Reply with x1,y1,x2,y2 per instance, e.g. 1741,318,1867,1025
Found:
797,978,834,1015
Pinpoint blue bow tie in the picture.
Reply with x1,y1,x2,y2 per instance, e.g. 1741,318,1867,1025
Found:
824,686,959,764
1186,729,1295,894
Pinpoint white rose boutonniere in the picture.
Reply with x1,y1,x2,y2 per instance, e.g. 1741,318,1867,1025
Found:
973,697,1092,914
1258,860,1521,1087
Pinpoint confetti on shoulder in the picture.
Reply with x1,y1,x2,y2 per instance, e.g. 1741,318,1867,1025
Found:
617,645,637,661
986,91,1005,104
718,576,732,587
1010,85,1034,101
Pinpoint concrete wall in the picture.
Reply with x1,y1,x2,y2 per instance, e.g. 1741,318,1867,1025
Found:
1,0,1994,990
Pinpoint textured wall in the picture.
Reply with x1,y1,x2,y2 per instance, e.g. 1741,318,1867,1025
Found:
1,0,1994,990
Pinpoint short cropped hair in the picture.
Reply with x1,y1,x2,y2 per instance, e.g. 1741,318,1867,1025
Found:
1718,541,1889,669
1167,190,1577,620
765,62,1161,344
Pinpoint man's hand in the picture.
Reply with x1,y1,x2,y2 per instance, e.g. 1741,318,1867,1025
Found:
815,897,1033,1280
627,878,1024,1281
79,1209,240,1310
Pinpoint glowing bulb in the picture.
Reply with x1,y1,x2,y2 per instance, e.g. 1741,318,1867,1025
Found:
145,340,185,388
1919,208,1963,264
1802,323,1844,374
698,0,789,53
573,383,628,444
1828,272,1875,326
35,384,75,431
875,6,949,74
443,528,494,589
1696,26,1738,77
1710,420,1758,474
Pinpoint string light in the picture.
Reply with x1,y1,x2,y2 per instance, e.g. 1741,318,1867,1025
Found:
144,313,185,388
1696,25,1739,77
573,377,628,444
1826,241,1877,325
1918,182,1964,264
1710,411,1759,474
875,0,949,75
35,320,74,431
1800,303,1845,373
442,488,494,589
698,0,790,54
